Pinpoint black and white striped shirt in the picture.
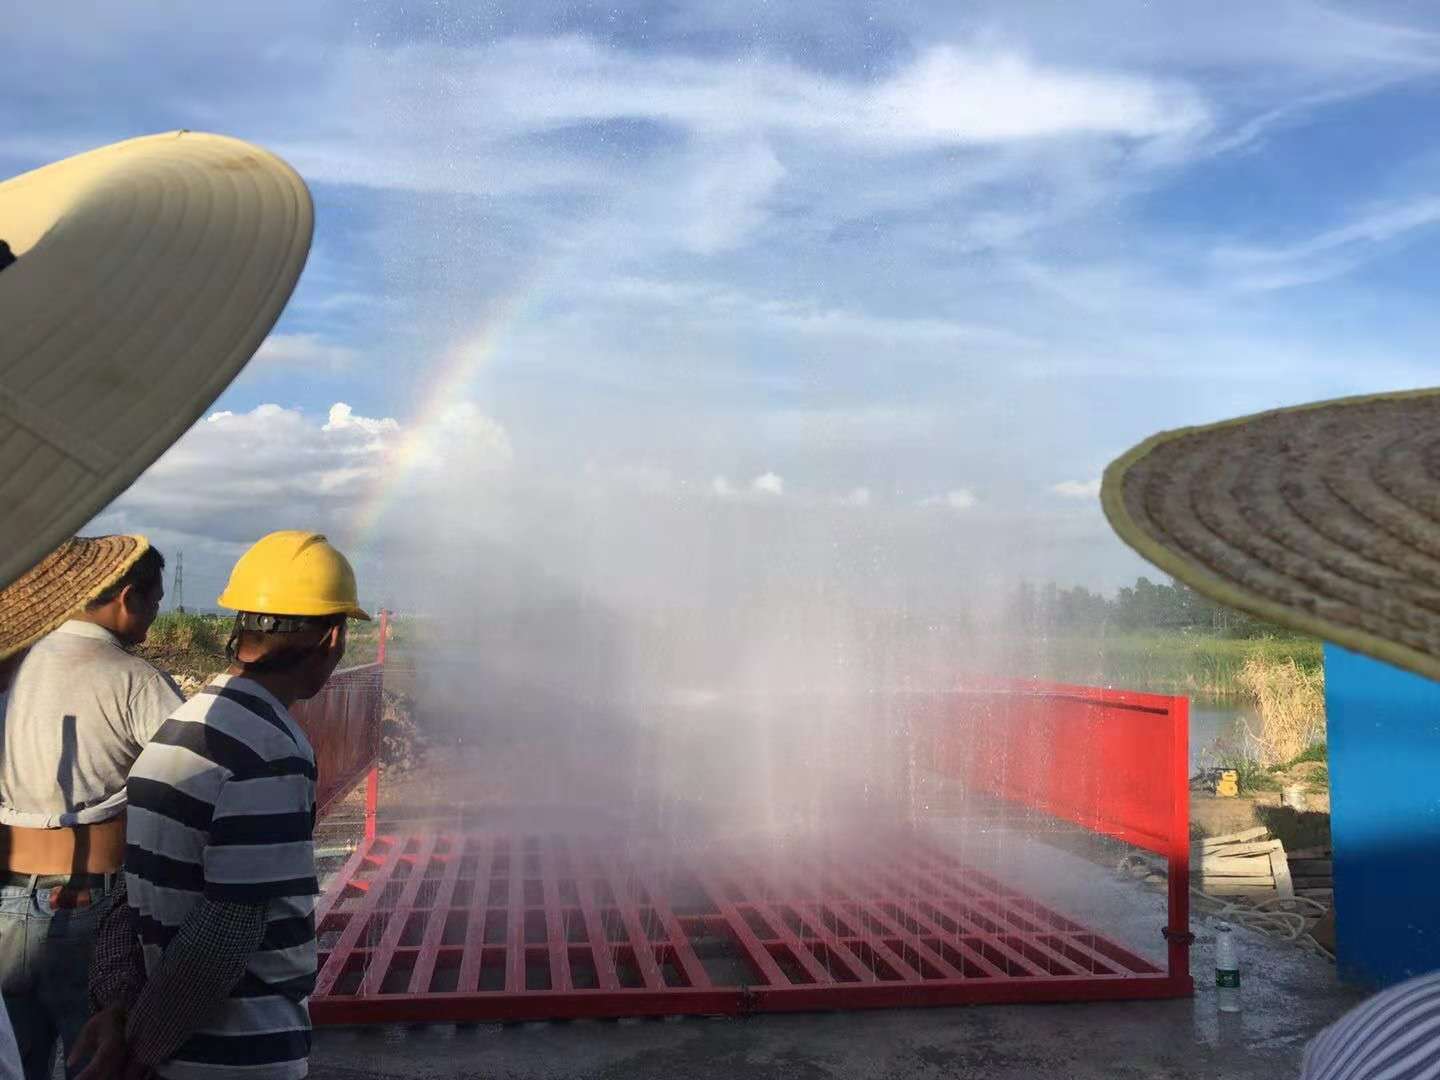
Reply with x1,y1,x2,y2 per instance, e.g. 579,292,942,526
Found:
1302,970,1440,1079
125,675,318,1080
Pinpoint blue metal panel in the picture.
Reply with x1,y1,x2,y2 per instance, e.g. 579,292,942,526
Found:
1325,644,1440,986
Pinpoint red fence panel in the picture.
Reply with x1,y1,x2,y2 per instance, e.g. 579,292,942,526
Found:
911,682,1190,983
291,662,385,819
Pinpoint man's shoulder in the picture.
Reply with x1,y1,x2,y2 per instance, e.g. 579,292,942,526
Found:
166,685,307,758
27,629,170,686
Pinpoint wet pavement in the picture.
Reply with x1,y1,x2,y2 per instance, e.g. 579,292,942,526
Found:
310,920,1363,1080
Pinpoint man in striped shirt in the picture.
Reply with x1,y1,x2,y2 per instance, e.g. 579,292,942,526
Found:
75,532,369,1080
1301,970,1440,1079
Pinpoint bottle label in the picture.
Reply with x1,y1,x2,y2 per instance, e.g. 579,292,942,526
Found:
1216,970,1240,989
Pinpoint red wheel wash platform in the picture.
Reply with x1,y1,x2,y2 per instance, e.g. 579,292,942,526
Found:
294,619,1193,1024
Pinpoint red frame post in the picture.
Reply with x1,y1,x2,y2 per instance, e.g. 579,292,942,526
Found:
364,609,390,842
1165,695,1192,987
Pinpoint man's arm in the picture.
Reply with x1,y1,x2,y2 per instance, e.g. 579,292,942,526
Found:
73,877,147,1080
124,899,266,1068
88,876,145,1014
127,670,185,744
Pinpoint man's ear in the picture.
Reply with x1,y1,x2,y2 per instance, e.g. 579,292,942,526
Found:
118,583,140,613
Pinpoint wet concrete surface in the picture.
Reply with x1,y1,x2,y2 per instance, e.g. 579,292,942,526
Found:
310,922,1363,1080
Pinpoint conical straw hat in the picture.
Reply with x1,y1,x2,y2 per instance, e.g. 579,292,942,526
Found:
0,535,150,661
1102,388,1440,682
0,131,313,591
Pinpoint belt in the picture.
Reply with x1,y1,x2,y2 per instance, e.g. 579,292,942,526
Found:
0,871,115,889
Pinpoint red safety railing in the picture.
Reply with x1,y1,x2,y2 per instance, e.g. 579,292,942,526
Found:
911,681,1191,988
292,612,390,824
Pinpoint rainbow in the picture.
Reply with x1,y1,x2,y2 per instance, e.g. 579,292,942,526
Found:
348,289,529,544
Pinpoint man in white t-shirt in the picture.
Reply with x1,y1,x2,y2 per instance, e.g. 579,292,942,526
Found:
0,536,180,1080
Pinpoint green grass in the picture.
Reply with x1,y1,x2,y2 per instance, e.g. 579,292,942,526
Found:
1018,632,1323,698
1274,741,1328,768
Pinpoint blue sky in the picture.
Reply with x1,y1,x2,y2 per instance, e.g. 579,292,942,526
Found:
8,1,1440,615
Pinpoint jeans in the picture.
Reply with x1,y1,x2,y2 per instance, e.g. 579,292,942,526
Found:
0,879,111,1080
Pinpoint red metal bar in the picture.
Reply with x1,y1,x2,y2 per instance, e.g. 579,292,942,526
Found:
1167,696,1193,988
795,847,961,979
563,840,622,992
865,842,1052,979
505,839,527,993
316,839,378,926
597,849,666,991
538,838,573,992
364,767,379,843
408,840,466,995
457,837,496,994
638,862,712,990
685,864,792,988
375,609,390,665
314,836,410,999
359,835,440,997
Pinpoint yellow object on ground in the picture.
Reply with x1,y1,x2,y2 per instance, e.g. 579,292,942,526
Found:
0,132,313,591
1215,770,1240,798
218,531,370,619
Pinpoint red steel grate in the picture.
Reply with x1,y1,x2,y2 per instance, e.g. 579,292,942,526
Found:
312,828,1185,1025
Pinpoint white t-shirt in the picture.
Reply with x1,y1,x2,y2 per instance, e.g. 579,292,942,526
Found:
0,620,183,827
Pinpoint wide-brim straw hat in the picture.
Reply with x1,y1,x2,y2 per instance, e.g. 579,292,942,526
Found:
0,131,313,591
1102,387,1440,682
0,535,150,661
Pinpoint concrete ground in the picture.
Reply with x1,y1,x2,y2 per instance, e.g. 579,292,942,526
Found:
310,923,1362,1080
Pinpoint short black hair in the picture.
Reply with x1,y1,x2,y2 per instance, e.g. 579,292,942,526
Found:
88,546,166,608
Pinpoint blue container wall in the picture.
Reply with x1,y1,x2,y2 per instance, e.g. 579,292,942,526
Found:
1325,644,1440,987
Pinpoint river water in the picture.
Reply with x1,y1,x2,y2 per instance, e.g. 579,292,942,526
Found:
1189,697,1261,773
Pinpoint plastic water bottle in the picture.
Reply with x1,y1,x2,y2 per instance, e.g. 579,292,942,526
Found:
1215,923,1241,1013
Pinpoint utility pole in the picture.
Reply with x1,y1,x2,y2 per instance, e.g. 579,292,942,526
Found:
173,550,185,613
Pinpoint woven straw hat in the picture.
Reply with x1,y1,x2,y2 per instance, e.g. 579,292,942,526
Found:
0,535,151,662
0,131,313,591
1102,388,1440,682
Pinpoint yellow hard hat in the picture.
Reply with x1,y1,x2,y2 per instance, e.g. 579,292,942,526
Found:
217,531,370,620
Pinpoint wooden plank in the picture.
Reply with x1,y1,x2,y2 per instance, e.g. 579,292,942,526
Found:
1269,847,1294,900
1292,875,1334,889
1287,847,1332,861
1201,883,1278,896
1195,856,1279,877
1192,839,1282,860
1198,827,1268,849
1289,859,1333,876
1296,888,1334,901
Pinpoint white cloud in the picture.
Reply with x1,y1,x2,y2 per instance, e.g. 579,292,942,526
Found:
1214,194,1440,290
711,476,737,498
752,472,785,496
1051,478,1102,499
252,332,359,372
306,39,1208,187
324,402,399,438
96,401,511,546
921,489,979,511
680,139,786,254
839,487,872,508
867,45,1205,144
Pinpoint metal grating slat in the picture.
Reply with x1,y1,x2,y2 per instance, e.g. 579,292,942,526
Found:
311,827,1187,1025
